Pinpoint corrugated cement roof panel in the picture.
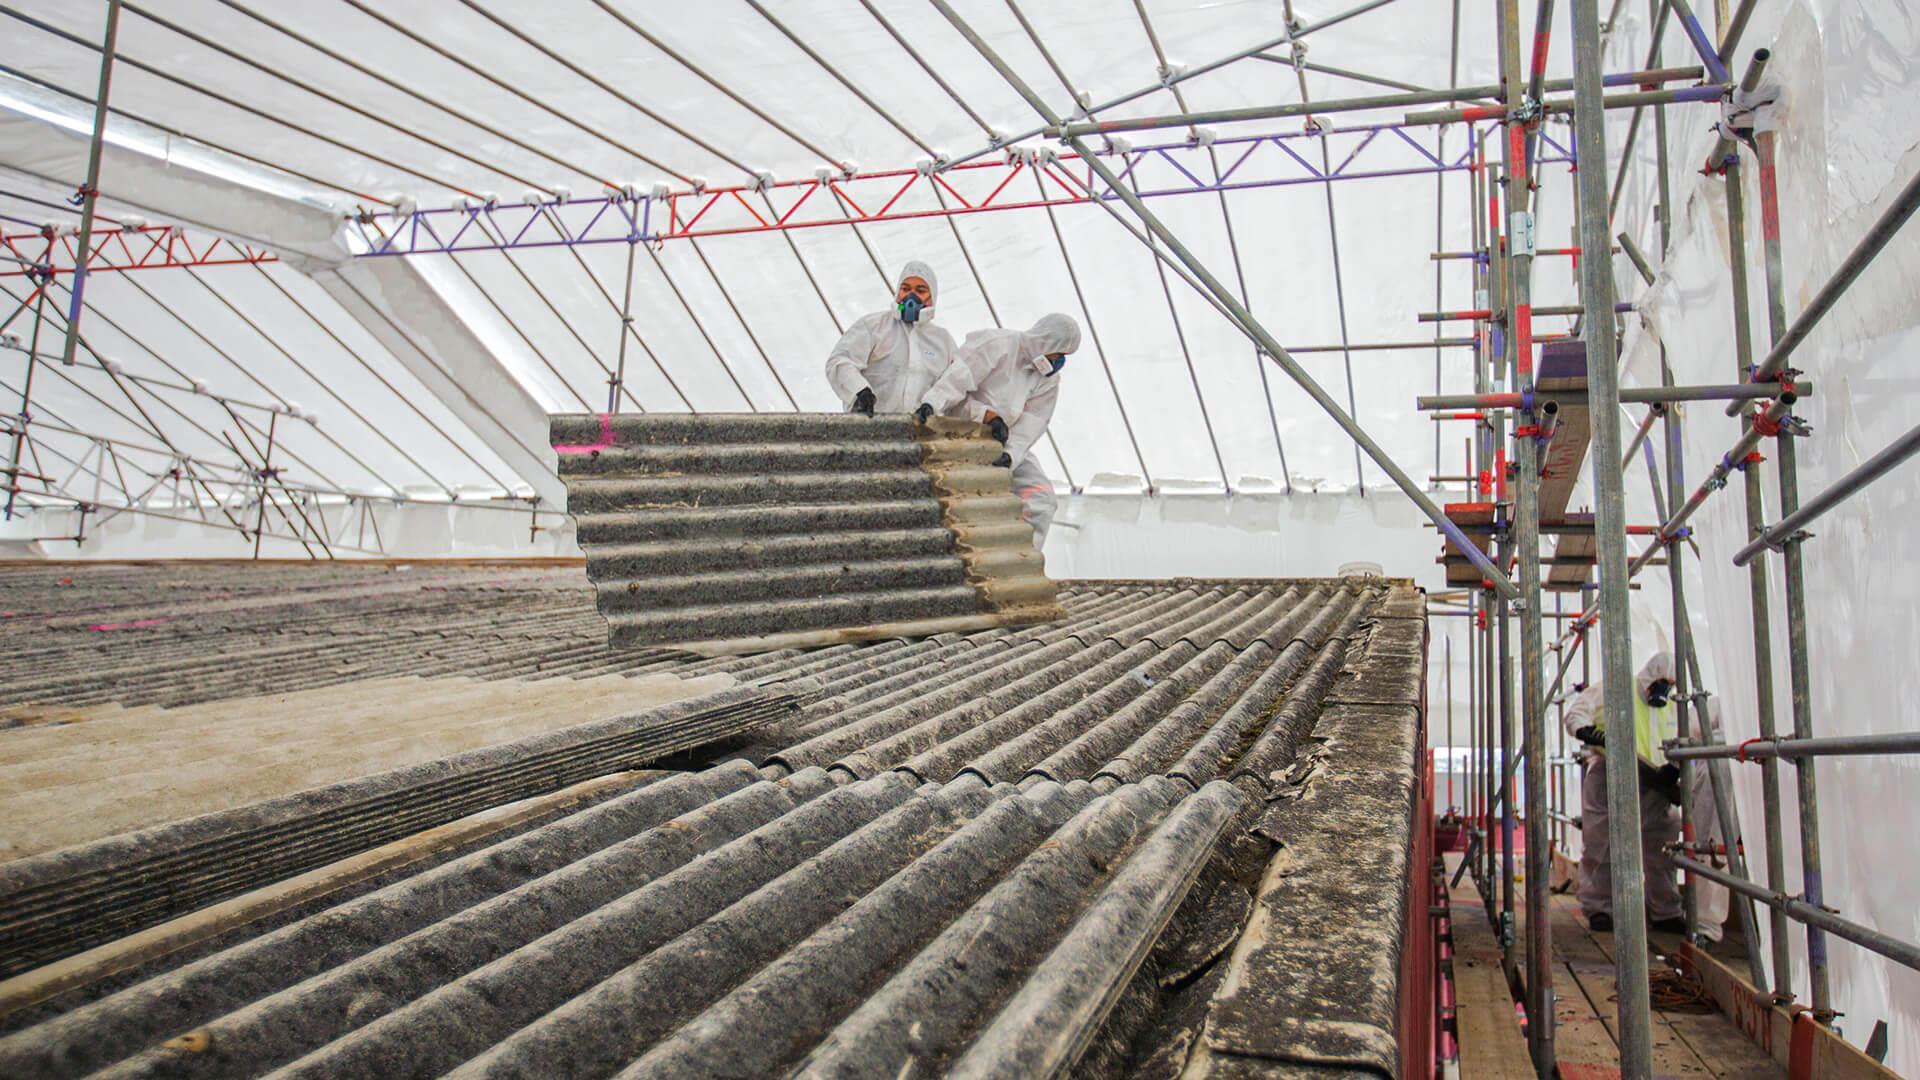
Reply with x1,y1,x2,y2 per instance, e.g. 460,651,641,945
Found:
0,565,1429,1080
553,412,1063,653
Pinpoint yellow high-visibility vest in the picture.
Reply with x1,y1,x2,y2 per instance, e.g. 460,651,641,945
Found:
1635,694,1678,767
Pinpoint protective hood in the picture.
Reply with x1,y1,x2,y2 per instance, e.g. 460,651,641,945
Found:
1021,313,1081,373
1635,651,1676,699
895,260,938,319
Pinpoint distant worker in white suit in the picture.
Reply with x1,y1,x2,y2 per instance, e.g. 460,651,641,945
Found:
1563,650,1685,934
912,313,1080,549
824,260,957,416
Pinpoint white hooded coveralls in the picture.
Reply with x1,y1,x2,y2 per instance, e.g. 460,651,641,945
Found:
1563,651,1683,922
1688,698,1730,941
920,313,1082,549
823,260,957,414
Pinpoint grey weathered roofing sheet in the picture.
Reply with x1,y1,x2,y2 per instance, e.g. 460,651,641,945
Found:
553,413,1063,652
0,568,1427,1080
1185,700,1425,1080
0,681,813,980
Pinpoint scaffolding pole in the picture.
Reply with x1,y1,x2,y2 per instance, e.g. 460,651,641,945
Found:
1571,3,1655,1076
55,2,122,373
1751,119,1833,1020
1720,119,1797,1006
1493,0,1554,1068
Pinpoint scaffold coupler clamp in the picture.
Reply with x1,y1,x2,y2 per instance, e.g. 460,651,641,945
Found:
1701,132,1739,176
1774,528,1813,552
1725,81,1778,143
1511,97,1543,126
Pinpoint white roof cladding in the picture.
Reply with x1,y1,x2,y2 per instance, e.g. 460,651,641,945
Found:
2,0,1609,508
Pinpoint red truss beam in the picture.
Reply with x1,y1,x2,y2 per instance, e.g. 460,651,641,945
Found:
351,122,1564,256
0,224,278,279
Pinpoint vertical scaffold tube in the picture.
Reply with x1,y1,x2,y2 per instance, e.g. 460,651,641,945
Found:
1724,144,1795,1005
1485,590,1499,892
1569,2,1654,1076
59,1,124,371
1499,604,1515,939
1498,1,1553,1070
1753,127,1831,1018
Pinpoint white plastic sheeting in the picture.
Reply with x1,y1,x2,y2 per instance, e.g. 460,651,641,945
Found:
1620,4,1920,1072
1045,489,1448,580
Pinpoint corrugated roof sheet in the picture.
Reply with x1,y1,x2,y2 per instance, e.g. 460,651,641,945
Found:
0,564,1428,1080
553,413,1063,652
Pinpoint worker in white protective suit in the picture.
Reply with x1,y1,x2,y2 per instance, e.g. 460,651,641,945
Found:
823,261,957,415
912,313,1080,549
1563,651,1685,934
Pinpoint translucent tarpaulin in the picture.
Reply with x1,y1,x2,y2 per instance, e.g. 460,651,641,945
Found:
2,0,1918,1072
3,0,1581,539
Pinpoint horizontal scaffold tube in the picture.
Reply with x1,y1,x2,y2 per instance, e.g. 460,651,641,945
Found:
1733,421,1920,565
1047,67,1707,136
1666,732,1920,761
1417,381,1809,410
1671,855,1920,973
1289,338,1476,352
1433,247,1591,260
1417,301,1633,322
1405,83,1727,126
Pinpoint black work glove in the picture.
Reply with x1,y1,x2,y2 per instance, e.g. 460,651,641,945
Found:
992,452,1012,468
987,415,1009,443
1653,762,1683,805
1574,725,1605,747
852,387,876,416
913,402,934,424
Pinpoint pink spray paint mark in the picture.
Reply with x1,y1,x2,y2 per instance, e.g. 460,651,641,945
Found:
88,617,171,631
554,413,616,455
